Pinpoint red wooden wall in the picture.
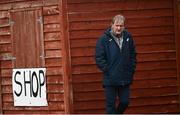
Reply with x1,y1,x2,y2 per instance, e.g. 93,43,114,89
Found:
0,0,179,114
66,0,180,114
0,0,65,114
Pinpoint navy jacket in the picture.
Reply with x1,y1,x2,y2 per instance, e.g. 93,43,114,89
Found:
95,27,137,86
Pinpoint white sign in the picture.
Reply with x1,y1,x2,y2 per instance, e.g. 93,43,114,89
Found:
12,68,48,106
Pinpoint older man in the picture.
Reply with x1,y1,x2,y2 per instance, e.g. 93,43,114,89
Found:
95,14,137,114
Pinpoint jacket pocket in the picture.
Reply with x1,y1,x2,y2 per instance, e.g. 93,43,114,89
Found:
123,66,133,80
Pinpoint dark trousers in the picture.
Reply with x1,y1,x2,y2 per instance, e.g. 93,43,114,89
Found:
104,85,130,114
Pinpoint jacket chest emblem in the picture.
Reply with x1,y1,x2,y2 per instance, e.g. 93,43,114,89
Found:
109,39,112,42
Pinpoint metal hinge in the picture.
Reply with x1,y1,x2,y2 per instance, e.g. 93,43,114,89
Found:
9,19,15,25
2,54,16,61
37,16,43,24
39,53,45,59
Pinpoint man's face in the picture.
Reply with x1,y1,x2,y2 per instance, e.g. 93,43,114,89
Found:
111,20,125,36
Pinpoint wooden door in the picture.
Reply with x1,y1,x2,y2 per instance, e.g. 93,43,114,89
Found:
11,8,44,68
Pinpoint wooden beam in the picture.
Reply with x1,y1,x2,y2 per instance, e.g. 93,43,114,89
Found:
59,0,73,113
174,0,180,112
0,60,2,114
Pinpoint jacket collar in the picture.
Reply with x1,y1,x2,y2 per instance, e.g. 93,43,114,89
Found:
104,27,129,42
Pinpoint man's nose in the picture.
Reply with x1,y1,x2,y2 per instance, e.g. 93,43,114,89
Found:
117,26,121,30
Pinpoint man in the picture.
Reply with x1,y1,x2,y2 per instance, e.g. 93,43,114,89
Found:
95,14,137,114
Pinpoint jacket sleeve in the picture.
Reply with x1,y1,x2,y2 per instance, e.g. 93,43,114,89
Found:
129,35,137,74
95,37,108,72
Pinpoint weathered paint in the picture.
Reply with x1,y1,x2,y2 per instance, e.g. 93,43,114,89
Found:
0,0,179,114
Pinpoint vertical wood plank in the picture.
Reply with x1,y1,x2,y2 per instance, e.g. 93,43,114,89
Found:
0,60,2,114
174,0,180,112
59,0,73,113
